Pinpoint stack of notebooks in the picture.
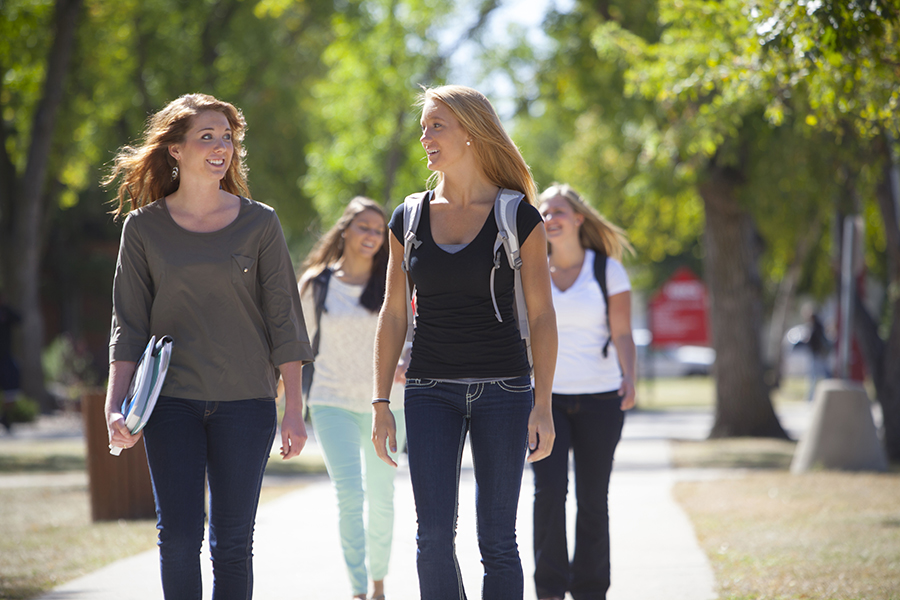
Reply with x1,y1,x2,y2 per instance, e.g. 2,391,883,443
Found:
110,335,174,456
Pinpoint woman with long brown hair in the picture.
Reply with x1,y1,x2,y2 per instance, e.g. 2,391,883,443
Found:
104,93,312,600
299,196,406,600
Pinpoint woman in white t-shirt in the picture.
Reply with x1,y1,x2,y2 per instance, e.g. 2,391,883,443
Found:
298,197,406,600
531,184,637,600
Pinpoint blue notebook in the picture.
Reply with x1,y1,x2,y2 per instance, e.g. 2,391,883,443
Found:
110,335,174,456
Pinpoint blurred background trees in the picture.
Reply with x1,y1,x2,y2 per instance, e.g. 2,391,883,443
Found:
1,0,898,456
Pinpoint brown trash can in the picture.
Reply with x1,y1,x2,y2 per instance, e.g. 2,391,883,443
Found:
82,391,156,521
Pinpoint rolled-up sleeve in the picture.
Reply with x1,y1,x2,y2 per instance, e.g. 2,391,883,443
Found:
258,213,314,366
109,214,153,363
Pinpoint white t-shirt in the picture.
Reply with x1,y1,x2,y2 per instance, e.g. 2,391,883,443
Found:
300,276,401,413
551,249,631,395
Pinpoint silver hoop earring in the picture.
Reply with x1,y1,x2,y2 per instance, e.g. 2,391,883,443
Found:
171,165,179,180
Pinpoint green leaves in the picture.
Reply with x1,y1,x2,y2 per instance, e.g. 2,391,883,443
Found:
752,0,900,139
1,0,56,172
301,0,481,223
487,0,896,303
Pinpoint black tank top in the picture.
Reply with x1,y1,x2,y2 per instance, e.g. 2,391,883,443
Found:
389,196,542,380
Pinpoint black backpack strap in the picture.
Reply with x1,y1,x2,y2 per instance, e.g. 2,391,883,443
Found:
302,267,332,400
593,251,611,358
309,267,333,356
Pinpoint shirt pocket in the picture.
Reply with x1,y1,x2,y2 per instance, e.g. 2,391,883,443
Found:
232,254,256,287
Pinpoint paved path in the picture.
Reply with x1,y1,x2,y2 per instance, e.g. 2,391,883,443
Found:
28,405,814,600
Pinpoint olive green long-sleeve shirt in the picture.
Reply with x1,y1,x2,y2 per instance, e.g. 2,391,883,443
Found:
109,197,313,401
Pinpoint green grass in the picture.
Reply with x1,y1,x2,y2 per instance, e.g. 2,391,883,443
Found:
672,437,798,470
0,432,326,599
652,375,899,598
636,374,811,410
0,475,313,600
260,449,328,475
673,471,900,599
0,485,159,598
0,438,86,473
669,401,900,600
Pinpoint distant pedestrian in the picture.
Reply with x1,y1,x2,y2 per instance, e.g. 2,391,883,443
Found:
0,291,22,432
371,85,558,600
103,93,313,600
299,196,407,600
803,307,831,401
532,183,637,600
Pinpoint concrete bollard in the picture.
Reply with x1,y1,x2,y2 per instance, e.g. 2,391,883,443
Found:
791,379,888,473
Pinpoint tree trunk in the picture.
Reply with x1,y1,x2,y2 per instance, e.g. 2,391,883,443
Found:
854,138,900,461
382,108,407,206
13,0,83,411
700,164,789,439
0,59,18,298
200,0,241,90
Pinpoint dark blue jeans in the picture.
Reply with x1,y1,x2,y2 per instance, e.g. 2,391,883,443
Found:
531,392,624,600
405,376,533,600
142,396,277,600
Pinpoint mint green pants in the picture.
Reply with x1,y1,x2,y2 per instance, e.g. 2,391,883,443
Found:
309,404,407,596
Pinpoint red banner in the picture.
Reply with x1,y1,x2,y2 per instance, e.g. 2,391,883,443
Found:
648,267,710,347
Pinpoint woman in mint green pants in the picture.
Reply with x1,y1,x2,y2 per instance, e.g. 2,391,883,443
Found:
309,405,406,596
299,197,407,600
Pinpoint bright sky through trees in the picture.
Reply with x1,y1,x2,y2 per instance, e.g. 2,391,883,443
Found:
442,0,575,118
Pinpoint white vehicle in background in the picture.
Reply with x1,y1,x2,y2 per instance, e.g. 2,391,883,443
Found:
633,328,716,378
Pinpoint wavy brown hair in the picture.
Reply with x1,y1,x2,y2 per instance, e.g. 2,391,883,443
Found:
417,85,537,205
300,197,389,313
539,183,634,262
104,93,250,219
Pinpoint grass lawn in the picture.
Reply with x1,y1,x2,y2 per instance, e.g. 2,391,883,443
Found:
673,469,900,599
662,376,900,599
0,484,160,599
636,374,812,410
0,434,325,600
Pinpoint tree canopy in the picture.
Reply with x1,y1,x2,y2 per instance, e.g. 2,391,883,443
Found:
3,0,900,456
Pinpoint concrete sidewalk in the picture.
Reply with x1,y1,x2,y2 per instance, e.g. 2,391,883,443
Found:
34,406,812,600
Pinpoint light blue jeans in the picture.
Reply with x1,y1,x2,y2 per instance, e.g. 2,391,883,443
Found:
309,404,407,596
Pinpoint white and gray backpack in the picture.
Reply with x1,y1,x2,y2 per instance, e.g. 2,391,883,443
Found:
401,188,533,370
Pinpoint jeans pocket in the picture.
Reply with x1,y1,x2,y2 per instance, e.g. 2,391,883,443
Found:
405,378,437,390
497,378,533,394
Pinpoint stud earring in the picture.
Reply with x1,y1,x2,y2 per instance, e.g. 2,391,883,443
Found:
466,141,471,146
171,165,179,180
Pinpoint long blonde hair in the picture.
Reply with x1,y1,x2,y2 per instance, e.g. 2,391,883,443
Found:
417,85,537,205
104,93,250,219
300,197,389,313
539,183,634,261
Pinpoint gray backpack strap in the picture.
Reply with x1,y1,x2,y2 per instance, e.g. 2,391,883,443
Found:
491,189,532,370
402,192,427,342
